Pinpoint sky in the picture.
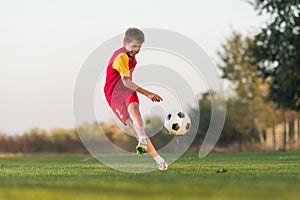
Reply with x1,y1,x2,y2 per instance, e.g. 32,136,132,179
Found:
0,0,268,134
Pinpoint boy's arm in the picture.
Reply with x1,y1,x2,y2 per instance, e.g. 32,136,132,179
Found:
122,77,163,102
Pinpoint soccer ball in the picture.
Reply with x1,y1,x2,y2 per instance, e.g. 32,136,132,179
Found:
164,111,191,136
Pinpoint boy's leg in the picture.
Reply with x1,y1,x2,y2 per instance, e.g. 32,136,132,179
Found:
125,118,145,153
127,102,145,137
126,117,158,157
127,103,168,170
127,103,148,154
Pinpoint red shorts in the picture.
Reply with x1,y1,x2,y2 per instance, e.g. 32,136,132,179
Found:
109,92,139,125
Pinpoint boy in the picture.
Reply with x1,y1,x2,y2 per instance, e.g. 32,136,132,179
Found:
104,28,168,170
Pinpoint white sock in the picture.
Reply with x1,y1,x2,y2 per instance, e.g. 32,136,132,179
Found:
154,155,164,164
138,136,147,144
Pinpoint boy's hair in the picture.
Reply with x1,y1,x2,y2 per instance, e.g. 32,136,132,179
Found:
123,28,145,43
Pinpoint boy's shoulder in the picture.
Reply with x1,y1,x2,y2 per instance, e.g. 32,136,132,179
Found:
109,47,126,60
113,47,126,56
108,47,128,66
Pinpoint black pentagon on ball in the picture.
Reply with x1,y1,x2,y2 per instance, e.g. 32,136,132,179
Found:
186,123,190,130
166,113,172,120
172,123,180,131
177,112,185,118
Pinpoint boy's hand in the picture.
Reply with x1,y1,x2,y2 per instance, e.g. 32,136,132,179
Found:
135,86,163,102
146,92,163,102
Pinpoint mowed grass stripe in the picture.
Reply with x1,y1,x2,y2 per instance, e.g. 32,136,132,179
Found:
0,152,299,200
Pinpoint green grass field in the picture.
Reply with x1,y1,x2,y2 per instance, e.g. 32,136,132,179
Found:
0,152,299,200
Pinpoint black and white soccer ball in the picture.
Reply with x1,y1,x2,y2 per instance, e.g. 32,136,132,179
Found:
164,111,191,136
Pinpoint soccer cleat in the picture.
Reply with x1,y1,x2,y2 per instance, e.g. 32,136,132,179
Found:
158,161,168,170
136,145,147,154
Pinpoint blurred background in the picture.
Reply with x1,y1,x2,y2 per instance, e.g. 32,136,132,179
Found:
0,0,299,154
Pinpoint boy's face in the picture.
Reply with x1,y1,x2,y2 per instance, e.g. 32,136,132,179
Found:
124,40,142,57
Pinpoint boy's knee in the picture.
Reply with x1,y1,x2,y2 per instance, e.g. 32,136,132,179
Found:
129,102,139,110
128,103,140,115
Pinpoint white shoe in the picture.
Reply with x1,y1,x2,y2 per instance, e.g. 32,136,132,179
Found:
158,161,168,170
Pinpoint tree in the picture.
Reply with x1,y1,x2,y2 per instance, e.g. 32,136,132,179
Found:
188,92,212,150
218,32,279,150
250,0,300,110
